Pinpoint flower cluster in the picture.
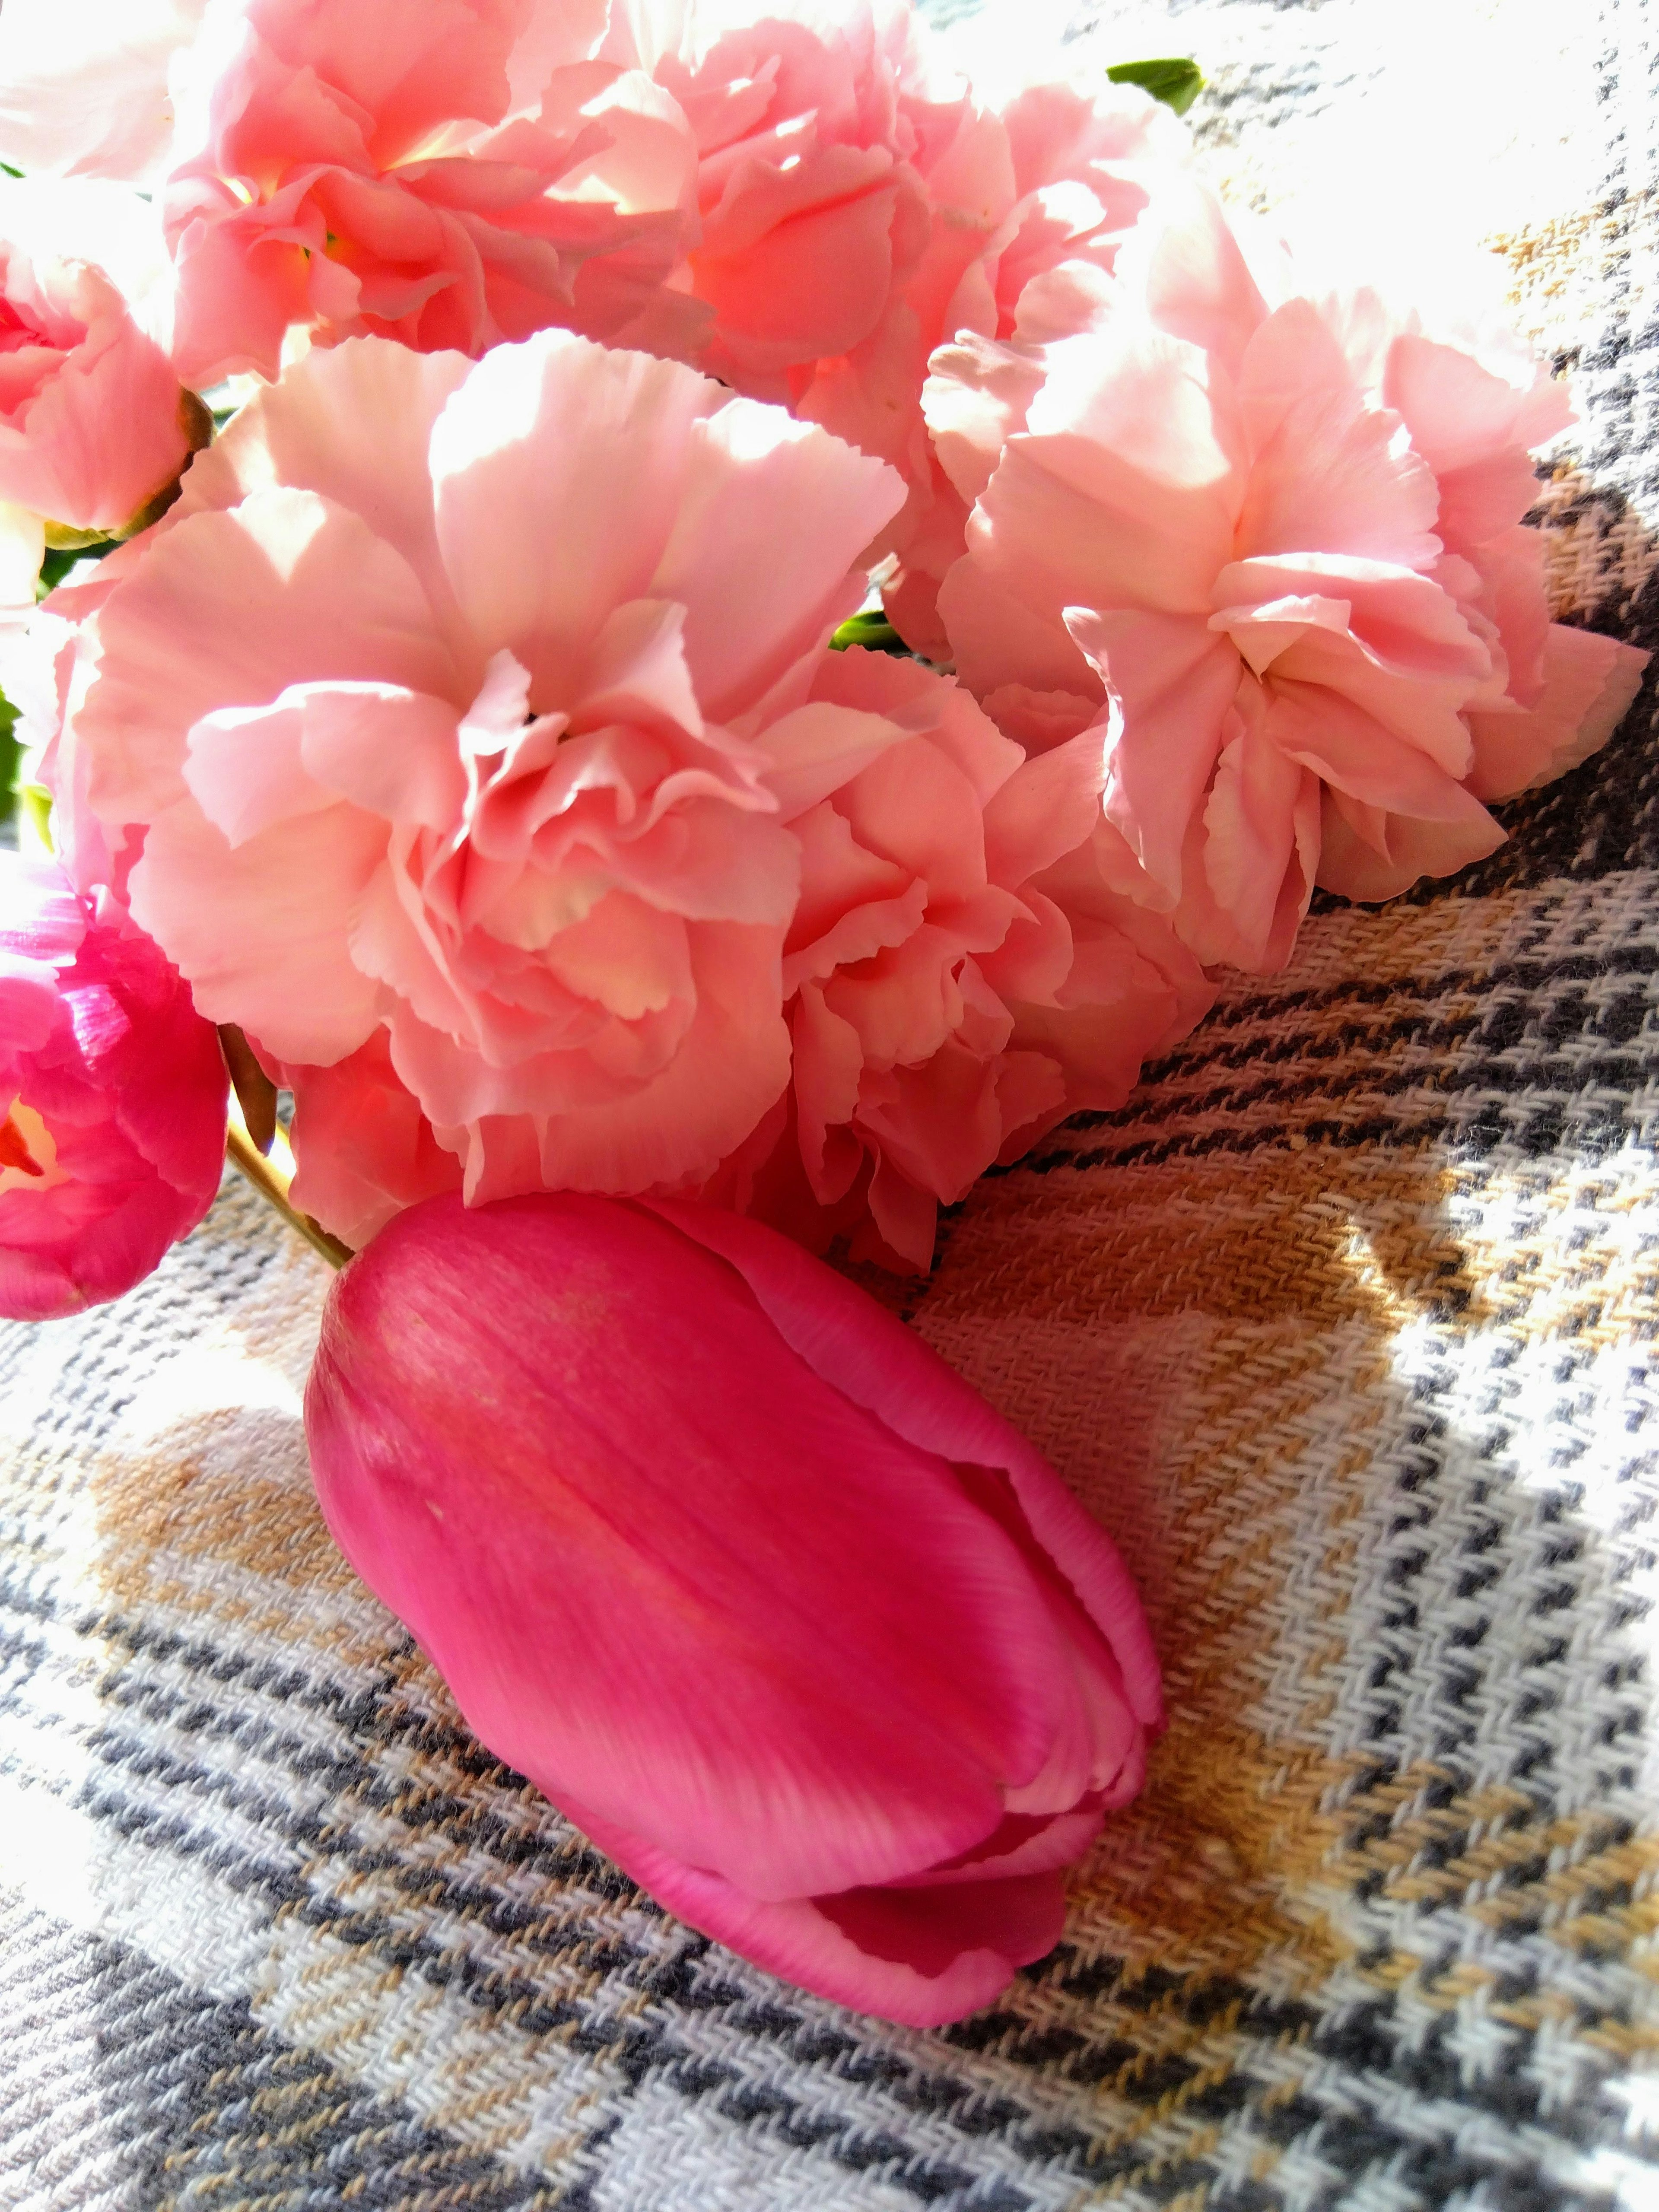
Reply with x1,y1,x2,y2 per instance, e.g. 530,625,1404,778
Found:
926,183,1647,967
0,0,1645,2030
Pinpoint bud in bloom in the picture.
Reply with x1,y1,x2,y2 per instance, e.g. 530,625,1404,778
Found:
0,176,205,616
305,1191,1160,2026
0,851,228,1319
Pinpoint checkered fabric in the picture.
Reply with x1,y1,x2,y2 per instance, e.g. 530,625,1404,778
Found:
4,2,1658,2206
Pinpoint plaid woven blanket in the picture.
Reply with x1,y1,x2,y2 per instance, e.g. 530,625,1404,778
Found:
4,1,1656,2205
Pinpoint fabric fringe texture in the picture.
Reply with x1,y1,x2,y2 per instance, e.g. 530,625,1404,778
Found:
4,0,1659,2205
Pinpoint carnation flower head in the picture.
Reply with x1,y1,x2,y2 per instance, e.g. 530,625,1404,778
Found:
709,646,1212,1268
823,72,1193,656
0,177,200,619
164,0,705,386
43,331,907,1246
606,0,948,402
600,8,1194,657
927,181,1649,969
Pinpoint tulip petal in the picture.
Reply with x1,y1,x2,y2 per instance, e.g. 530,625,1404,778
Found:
0,852,226,1321
911,1800,1106,1885
306,1195,1104,1904
563,1793,1068,2028
643,1198,1164,1729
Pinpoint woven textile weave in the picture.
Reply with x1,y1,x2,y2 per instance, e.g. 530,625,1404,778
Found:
5,2,1659,2205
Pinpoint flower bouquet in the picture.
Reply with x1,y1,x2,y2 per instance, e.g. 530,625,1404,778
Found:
0,0,1645,2028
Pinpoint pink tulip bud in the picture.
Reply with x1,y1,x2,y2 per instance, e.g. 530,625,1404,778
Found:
0,851,228,1319
305,1191,1162,2026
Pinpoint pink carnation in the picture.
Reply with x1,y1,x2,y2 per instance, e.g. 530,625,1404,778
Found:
0,0,207,188
164,0,704,386
809,75,1192,655
265,1032,465,1251
606,0,947,404
928,184,1650,969
608,3,1191,660
44,331,908,1247
710,646,1211,1268
0,178,199,614
0,851,227,1320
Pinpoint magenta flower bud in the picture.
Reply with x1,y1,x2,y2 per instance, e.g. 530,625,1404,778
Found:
305,1192,1162,2026
0,851,227,1319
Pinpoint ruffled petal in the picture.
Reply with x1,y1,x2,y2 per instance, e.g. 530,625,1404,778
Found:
1235,300,1441,569
1383,331,1572,547
79,487,460,823
431,329,721,706
1118,174,1267,374
0,0,205,187
939,542,1094,707
1263,678,1495,822
282,1033,462,1249
1466,623,1649,801
1180,707,1321,972
922,328,1046,505
130,795,387,1063
647,394,905,721
1065,606,1241,904
165,338,476,664
982,723,1108,884
1316,785,1505,902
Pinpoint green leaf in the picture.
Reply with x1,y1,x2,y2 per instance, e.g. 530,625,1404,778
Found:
0,689,49,846
19,785,52,849
0,687,19,832
830,608,906,654
1105,57,1204,115
37,538,114,597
